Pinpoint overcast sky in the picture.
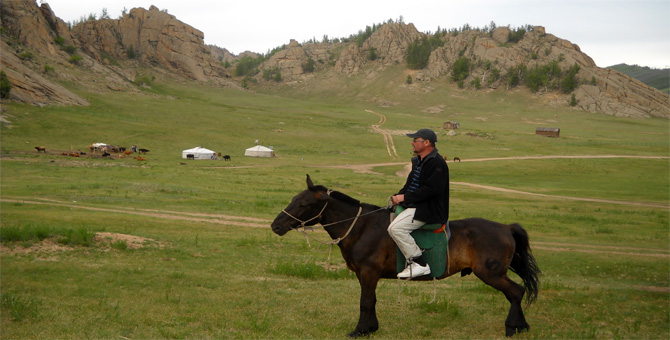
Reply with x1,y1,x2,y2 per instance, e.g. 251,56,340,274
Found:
45,0,669,69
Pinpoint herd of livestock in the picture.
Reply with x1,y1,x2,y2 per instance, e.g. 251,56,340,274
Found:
34,143,150,161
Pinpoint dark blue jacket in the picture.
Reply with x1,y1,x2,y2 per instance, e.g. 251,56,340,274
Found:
397,148,449,224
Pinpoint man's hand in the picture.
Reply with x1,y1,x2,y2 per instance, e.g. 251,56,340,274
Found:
391,194,405,205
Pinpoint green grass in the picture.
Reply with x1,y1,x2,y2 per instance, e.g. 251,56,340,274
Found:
1,75,668,338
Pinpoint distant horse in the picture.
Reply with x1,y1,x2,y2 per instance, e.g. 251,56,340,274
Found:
271,175,540,337
138,148,150,154
35,146,46,153
186,154,195,160
223,155,231,161
454,157,461,162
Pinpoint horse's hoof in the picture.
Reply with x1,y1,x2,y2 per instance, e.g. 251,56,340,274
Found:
348,329,374,338
505,325,530,337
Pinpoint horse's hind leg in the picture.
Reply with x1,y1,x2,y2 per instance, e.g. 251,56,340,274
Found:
476,271,529,337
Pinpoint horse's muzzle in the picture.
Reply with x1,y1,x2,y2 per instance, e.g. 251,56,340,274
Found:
270,221,290,236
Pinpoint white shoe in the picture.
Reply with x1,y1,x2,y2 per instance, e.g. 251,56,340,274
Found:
397,262,431,279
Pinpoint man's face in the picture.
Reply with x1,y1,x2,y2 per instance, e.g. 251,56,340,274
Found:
411,138,429,155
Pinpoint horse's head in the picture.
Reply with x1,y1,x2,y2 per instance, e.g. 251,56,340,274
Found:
271,175,331,236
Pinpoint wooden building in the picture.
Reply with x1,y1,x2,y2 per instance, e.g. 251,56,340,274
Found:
443,121,460,129
536,127,560,137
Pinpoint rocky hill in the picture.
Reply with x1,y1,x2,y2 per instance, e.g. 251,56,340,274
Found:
1,0,668,118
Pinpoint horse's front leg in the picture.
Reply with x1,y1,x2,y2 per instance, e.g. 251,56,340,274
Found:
348,269,380,338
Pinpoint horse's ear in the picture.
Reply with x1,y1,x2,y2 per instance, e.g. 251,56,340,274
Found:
306,174,314,189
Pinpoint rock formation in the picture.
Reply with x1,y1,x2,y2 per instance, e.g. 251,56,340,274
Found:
0,0,667,118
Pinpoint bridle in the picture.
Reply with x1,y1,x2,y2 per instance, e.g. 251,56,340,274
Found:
281,198,330,229
280,189,364,246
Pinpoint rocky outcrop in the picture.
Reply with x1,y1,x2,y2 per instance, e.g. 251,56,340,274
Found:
0,0,666,117
574,68,668,118
71,6,229,81
335,23,423,75
0,43,89,106
0,0,90,105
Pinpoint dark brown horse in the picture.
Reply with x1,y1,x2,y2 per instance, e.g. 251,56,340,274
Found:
271,175,540,337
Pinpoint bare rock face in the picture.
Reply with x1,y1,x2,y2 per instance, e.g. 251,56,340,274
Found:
71,6,228,81
0,44,89,106
0,0,70,57
574,68,669,118
0,0,89,105
262,40,308,79
335,23,423,75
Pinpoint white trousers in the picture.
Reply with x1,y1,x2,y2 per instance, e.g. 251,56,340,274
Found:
387,208,424,260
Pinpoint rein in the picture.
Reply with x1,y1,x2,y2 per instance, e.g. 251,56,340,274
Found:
280,190,391,262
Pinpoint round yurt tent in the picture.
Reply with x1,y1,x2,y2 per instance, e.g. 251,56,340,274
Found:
244,145,274,158
182,146,216,160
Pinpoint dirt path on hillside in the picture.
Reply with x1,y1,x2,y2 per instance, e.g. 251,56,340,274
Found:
366,109,400,158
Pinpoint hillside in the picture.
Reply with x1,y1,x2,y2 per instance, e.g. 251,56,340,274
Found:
608,64,669,93
0,0,668,118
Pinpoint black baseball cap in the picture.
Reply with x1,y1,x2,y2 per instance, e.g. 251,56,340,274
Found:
406,128,437,144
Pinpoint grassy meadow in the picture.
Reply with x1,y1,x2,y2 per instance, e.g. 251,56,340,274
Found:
1,73,669,339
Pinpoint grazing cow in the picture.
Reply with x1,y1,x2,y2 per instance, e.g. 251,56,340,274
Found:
223,155,231,161
135,156,146,161
124,150,133,155
69,153,80,157
138,148,149,154
35,146,46,153
186,154,195,160
102,152,111,157
88,145,94,152
454,157,461,162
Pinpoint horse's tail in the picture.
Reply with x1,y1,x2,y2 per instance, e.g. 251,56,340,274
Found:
509,223,541,306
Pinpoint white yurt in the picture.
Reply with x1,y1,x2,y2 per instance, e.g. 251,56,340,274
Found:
182,146,216,160
244,145,274,158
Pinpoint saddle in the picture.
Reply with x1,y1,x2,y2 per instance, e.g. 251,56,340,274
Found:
393,206,450,278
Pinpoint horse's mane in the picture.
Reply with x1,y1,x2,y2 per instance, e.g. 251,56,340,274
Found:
330,190,381,210
310,184,381,210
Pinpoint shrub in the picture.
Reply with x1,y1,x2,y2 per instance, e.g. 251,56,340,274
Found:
506,65,525,88
18,51,33,60
507,27,527,43
488,67,500,84
367,47,378,61
262,66,281,82
68,54,82,64
471,77,481,90
0,71,11,99
134,75,153,86
63,45,77,55
451,56,470,85
406,35,443,70
44,65,55,73
126,45,136,59
54,36,65,46
570,93,578,106
302,58,315,73
406,75,413,84
561,63,581,93
235,55,263,77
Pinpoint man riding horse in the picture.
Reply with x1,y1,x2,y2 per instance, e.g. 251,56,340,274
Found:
389,128,450,279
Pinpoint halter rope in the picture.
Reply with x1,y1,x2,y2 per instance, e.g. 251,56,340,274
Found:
280,190,389,263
